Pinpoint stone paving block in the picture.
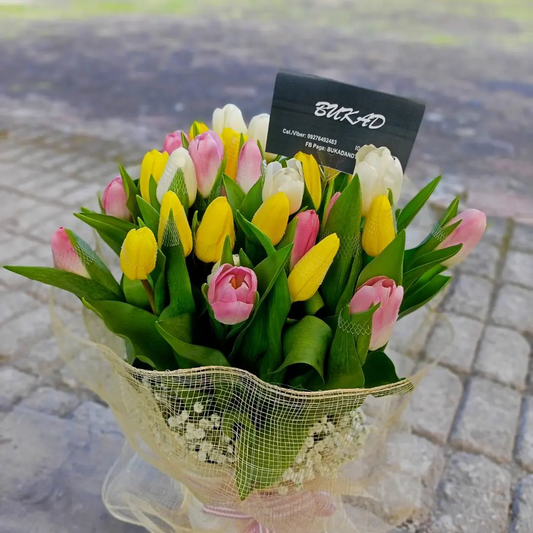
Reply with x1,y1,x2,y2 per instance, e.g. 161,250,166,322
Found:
0,233,47,263
492,284,533,335
502,250,533,289
406,365,463,444
0,407,139,532
0,191,35,223
450,376,522,463
0,306,52,360
389,306,436,358
60,182,100,208
458,240,499,281
430,452,511,533
0,291,36,324
516,396,533,472
6,202,60,233
444,274,493,321
71,401,121,434
475,326,530,390
0,367,37,408
511,224,533,253
15,335,62,376
511,475,533,533
482,217,508,247
20,386,80,417
425,312,483,373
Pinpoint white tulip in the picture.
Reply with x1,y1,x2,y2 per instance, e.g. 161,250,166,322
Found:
247,113,270,150
156,147,197,206
263,159,304,215
354,145,403,216
212,104,247,136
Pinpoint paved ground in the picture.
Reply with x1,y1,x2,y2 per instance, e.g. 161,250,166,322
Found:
0,2,532,532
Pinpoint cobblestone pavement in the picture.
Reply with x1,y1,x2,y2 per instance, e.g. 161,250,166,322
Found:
0,3,532,532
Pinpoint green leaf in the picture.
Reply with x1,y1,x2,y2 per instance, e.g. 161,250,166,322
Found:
121,275,150,310
180,131,189,149
4,266,120,301
357,230,406,288
322,175,363,314
326,304,379,389
83,299,176,370
74,212,136,254
156,318,230,367
223,173,246,215
363,351,401,388
119,166,141,219
302,290,324,316
149,175,160,211
277,316,331,383
136,195,160,236
65,229,122,298
403,244,461,290
220,235,235,266
239,177,263,220
238,248,254,269
396,176,441,232
235,210,276,257
399,274,452,318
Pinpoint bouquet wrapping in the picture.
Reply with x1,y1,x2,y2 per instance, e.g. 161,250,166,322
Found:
6,103,486,532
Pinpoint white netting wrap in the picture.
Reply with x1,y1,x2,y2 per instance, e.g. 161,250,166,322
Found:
51,289,446,533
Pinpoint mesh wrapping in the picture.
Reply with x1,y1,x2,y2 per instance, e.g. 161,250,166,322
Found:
51,289,445,533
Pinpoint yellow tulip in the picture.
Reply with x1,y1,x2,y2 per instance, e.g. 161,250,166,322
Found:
222,127,248,181
295,152,322,209
189,121,209,139
362,195,396,257
288,233,340,302
251,192,290,246
158,191,193,255
195,197,235,263
120,227,158,280
140,149,169,202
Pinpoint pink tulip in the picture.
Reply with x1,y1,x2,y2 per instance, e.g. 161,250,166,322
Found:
51,227,89,278
207,264,258,325
350,276,404,351
236,140,262,194
325,192,341,223
102,176,131,220
291,210,320,269
163,130,189,155
189,130,224,197
437,209,486,267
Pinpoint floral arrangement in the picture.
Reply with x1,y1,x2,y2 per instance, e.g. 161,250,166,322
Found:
5,104,487,528
5,103,485,391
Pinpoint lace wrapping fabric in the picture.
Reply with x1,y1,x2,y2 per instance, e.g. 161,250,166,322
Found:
51,290,442,533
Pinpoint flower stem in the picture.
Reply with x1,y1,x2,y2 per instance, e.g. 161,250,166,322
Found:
141,279,157,314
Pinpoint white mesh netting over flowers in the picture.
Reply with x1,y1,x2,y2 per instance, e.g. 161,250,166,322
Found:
50,284,450,533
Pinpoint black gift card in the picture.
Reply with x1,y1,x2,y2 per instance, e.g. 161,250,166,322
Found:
266,71,425,173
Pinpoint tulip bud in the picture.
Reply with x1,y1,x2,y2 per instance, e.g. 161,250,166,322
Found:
362,195,396,257
437,209,486,267
262,159,304,215
158,191,193,255
163,130,189,155
247,113,270,151
212,103,247,136
288,233,340,302
102,176,131,221
51,227,89,278
324,192,341,224
350,276,404,351
189,121,209,140
291,210,319,269
222,128,248,181
251,192,290,246
295,152,322,209
354,145,403,216
140,149,169,202
120,227,158,281
236,140,263,193
195,197,235,263
156,147,197,207
207,264,258,325
189,131,224,198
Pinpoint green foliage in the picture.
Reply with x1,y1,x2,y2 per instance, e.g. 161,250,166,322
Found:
396,176,441,232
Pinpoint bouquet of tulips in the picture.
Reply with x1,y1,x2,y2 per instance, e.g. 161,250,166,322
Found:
5,103,486,531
